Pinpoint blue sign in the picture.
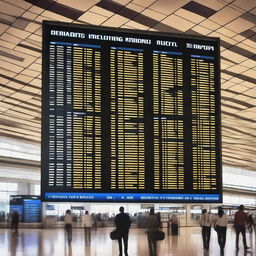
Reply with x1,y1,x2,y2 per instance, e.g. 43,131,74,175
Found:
23,199,41,223
45,192,220,202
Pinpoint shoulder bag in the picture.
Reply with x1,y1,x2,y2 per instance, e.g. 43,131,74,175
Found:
110,229,119,240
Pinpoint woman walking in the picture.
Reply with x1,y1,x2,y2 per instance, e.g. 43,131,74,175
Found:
214,207,228,255
247,214,254,233
64,209,73,244
82,211,93,243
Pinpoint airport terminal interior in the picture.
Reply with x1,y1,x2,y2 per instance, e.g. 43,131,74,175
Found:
0,0,256,255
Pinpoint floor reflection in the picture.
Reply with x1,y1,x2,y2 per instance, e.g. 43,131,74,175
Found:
84,243,91,256
0,226,255,256
9,233,19,256
65,243,72,256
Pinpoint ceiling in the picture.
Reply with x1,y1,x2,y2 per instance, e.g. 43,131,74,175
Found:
0,0,256,171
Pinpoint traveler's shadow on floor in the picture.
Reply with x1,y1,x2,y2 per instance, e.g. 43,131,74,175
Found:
235,249,252,256
171,234,178,253
10,233,19,256
65,243,72,256
84,242,91,255
203,250,209,256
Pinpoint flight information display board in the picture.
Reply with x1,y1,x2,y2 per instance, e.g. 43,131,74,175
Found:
10,195,41,223
42,21,221,203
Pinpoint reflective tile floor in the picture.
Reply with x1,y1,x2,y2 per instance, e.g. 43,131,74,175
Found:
0,226,255,256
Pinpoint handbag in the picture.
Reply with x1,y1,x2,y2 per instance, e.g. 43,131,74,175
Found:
214,225,220,232
155,230,165,241
110,229,119,240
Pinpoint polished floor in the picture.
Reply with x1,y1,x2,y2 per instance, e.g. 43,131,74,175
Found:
0,226,255,256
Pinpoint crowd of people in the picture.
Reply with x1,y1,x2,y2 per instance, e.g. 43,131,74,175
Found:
62,204,255,255
200,205,255,255
63,206,163,256
8,204,255,256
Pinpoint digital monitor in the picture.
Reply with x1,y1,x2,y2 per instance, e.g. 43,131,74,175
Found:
42,21,221,203
10,195,41,222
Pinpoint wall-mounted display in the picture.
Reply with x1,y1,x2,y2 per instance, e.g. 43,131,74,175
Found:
42,21,221,203
10,195,41,222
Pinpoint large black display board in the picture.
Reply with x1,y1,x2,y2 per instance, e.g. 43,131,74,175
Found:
42,21,221,202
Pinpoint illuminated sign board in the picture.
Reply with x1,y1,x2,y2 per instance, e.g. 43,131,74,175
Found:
42,21,221,203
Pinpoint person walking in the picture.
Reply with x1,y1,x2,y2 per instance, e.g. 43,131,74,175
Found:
146,208,160,256
214,207,228,255
11,211,19,235
200,209,212,252
64,209,73,244
170,214,178,235
82,210,93,243
247,214,254,233
234,205,249,251
114,206,131,256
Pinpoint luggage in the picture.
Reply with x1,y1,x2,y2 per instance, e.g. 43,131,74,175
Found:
110,229,119,240
171,224,178,235
155,230,165,241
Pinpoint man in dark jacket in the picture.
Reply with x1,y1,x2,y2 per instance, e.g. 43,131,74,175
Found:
115,206,131,256
11,211,19,235
147,208,161,256
234,205,249,250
